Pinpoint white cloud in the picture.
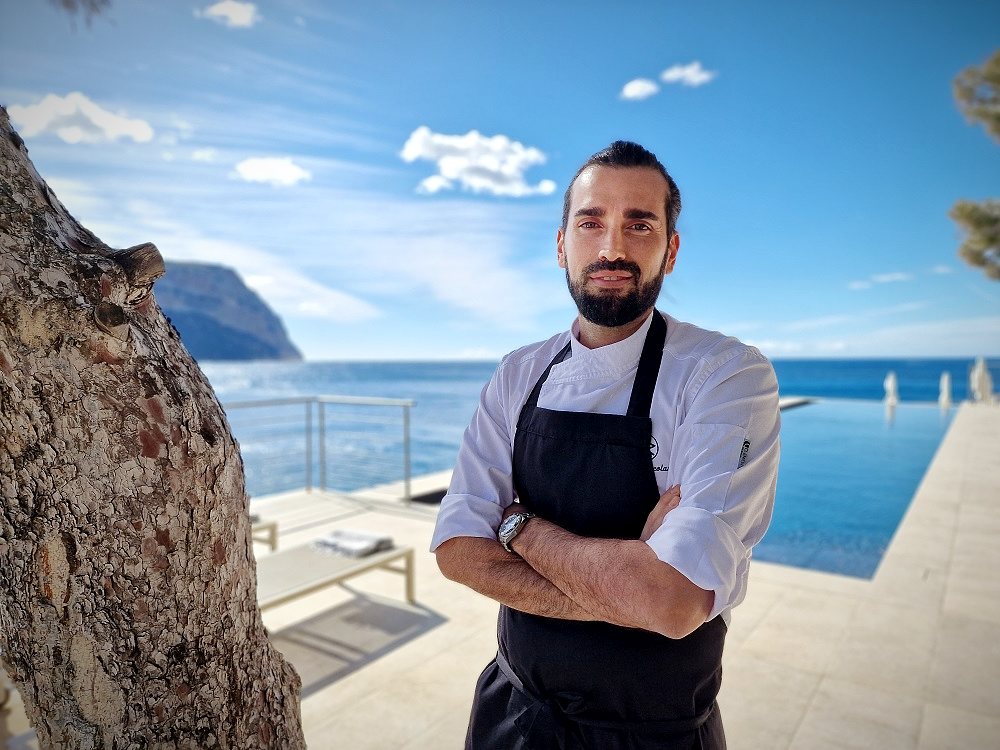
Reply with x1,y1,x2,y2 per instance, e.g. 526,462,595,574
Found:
844,317,1000,357
965,282,1000,304
746,338,850,357
746,339,806,356
661,61,717,87
849,271,914,289
377,226,556,327
192,148,217,162
751,316,1000,359
8,92,154,144
814,340,850,354
241,270,379,321
272,195,567,330
783,302,925,332
783,313,854,332
871,272,913,284
400,126,557,197
44,177,104,215
931,265,952,274
233,156,311,187
134,221,379,323
620,78,660,101
196,1,261,28
415,174,455,195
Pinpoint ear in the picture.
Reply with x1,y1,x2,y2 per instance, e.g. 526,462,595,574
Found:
556,228,567,269
664,232,680,275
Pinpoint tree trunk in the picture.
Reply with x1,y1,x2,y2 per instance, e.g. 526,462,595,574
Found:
0,107,306,747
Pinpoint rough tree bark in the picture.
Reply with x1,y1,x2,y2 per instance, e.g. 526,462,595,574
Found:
0,107,306,747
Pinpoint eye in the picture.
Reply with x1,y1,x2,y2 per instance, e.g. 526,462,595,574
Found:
579,221,601,229
629,222,652,232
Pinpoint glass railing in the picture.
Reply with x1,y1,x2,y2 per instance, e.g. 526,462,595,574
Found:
222,395,416,502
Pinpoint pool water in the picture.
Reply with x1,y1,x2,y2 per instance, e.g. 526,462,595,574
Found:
755,399,954,578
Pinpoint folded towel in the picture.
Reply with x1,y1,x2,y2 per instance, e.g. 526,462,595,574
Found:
314,529,394,558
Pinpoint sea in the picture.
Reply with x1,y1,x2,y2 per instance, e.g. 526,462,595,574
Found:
203,357,997,406
201,357,997,578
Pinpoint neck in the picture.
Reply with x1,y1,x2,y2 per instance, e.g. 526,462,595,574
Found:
576,309,654,349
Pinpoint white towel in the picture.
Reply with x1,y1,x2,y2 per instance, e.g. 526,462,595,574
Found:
314,528,394,558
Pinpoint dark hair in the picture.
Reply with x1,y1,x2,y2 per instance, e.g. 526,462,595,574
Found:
560,141,681,238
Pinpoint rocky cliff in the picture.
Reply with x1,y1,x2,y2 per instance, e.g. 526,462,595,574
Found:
155,261,302,361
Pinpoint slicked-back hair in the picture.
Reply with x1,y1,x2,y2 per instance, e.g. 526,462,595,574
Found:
560,141,681,239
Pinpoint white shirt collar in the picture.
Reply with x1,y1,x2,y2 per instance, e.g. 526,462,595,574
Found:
560,310,657,377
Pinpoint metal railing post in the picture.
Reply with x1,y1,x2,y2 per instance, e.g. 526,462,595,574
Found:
304,399,313,492
403,403,412,505
318,399,327,492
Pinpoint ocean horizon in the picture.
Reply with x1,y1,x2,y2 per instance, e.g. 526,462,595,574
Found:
203,356,999,405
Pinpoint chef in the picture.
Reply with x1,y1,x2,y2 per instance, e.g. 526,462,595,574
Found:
432,140,780,749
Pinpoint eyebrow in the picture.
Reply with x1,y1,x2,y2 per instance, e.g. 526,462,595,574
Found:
573,207,660,221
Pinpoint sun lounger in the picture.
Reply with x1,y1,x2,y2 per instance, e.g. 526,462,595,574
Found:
251,518,279,550
255,542,415,611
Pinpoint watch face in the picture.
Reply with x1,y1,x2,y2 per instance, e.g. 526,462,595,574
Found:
499,515,518,538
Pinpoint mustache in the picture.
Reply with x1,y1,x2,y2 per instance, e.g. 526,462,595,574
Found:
583,260,642,278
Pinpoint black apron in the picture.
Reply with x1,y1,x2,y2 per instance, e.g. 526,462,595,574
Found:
466,312,727,750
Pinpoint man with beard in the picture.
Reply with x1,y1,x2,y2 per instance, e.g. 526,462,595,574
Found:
432,141,780,750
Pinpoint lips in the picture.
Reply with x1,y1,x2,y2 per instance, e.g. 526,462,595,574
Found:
590,273,633,282
584,260,640,289
588,273,633,290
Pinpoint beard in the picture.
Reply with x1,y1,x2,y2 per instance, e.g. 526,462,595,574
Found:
566,259,666,328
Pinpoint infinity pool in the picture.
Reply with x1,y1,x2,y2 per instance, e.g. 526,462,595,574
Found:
755,399,954,578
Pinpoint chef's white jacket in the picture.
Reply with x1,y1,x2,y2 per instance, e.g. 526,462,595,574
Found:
431,310,780,623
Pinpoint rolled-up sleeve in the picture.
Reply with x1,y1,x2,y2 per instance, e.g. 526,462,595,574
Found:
646,349,780,620
430,366,516,551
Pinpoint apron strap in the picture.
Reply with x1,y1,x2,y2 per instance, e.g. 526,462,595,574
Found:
523,340,572,410
626,310,666,418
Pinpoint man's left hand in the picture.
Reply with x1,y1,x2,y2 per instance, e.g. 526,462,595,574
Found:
640,485,681,542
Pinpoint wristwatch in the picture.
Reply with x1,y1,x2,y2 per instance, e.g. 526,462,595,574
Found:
498,511,536,553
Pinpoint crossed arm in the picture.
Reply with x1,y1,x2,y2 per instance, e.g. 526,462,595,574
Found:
434,486,714,639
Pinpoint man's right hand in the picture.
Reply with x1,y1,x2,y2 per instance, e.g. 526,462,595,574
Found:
640,485,681,542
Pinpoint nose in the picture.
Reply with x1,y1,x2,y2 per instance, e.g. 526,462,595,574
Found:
598,230,626,262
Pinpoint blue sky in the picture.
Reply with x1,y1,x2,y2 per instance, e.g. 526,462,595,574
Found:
2,0,998,361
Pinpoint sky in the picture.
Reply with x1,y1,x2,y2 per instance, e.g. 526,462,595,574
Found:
1,0,999,361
